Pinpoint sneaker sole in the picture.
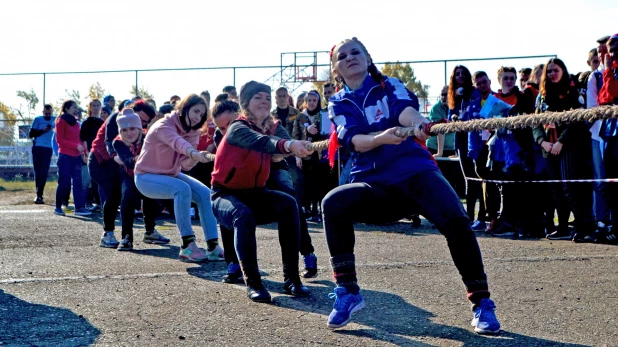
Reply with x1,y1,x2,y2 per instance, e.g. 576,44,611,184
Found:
179,256,208,263
491,232,515,237
100,243,120,248
302,269,318,278
474,326,500,335
282,286,311,297
74,212,92,216
206,256,226,261
143,239,170,245
249,296,272,303
546,236,573,241
327,301,365,329
117,247,133,251
222,275,243,284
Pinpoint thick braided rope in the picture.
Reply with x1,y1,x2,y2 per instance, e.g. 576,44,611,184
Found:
305,105,618,152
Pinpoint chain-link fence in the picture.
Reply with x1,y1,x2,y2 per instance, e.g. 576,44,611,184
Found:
0,54,556,177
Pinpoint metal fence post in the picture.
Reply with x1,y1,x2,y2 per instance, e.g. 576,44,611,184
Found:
233,68,236,87
444,61,447,87
135,71,138,97
43,73,46,105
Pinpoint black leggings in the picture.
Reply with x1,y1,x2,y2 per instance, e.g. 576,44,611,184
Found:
323,170,489,299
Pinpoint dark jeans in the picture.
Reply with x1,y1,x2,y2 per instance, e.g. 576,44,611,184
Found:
120,173,156,241
302,157,336,215
211,186,300,267
322,169,489,297
474,144,501,221
546,150,595,234
88,154,121,231
285,156,304,206
32,146,52,198
603,138,618,226
500,168,545,235
55,153,85,209
461,155,485,221
267,166,314,255
592,139,611,224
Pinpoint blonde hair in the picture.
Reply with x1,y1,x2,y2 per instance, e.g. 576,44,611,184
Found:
87,99,101,116
242,109,276,135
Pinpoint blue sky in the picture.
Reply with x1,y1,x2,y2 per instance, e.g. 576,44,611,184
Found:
0,0,616,115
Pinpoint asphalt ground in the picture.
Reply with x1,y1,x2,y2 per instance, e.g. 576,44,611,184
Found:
0,204,617,346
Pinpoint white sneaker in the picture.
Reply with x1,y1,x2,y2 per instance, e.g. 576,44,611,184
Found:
179,241,208,262
100,232,120,248
205,245,225,261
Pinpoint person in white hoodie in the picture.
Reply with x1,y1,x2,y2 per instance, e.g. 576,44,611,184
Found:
587,35,611,234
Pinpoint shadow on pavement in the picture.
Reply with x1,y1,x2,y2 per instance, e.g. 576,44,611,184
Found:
0,288,100,346
130,245,180,260
270,281,589,347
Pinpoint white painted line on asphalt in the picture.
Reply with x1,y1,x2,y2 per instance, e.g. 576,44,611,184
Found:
0,209,47,213
2,254,618,285
0,270,230,285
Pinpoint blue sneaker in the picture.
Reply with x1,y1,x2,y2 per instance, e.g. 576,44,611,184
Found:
327,287,365,329
471,220,487,232
471,298,501,334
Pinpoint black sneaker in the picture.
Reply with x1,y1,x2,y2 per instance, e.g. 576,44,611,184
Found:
410,215,422,228
283,278,310,296
592,229,618,245
117,235,133,251
34,197,44,204
546,230,573,241
222,263,243,284
246,279,271,302
491,222,517,237
572,232,590,243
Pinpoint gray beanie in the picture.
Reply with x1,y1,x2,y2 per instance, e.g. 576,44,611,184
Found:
239,81,271,110
116,108,142,130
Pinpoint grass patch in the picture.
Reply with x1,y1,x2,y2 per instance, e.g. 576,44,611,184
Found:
0,177,38,192
0,177,58,205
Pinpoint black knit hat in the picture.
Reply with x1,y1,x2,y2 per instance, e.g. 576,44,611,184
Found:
597,35,611,45
239,81,271,110
159,104,174,115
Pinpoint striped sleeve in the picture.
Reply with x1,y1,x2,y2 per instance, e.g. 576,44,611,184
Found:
329,102,360,151
386,77,419,117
